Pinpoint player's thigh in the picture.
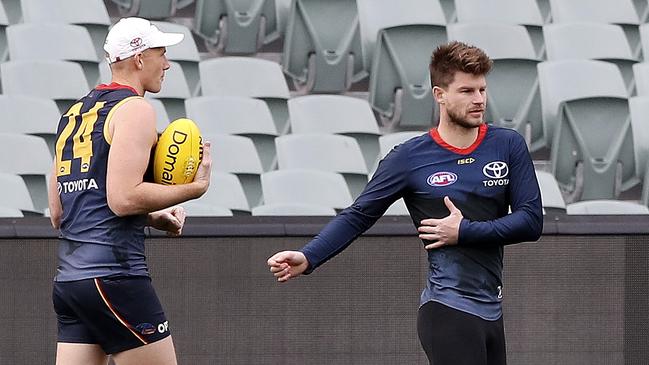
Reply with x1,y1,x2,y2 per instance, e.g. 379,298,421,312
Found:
111,336,177,365
56,343,109,365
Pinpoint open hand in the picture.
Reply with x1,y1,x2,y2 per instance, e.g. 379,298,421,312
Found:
418,196,463,249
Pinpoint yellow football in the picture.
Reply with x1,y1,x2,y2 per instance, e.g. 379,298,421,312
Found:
152,118,203,185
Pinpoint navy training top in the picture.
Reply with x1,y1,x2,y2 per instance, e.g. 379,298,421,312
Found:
300,124,543,320
54,83,149,282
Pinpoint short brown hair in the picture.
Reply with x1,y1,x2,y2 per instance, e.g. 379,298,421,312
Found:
429,41,493,89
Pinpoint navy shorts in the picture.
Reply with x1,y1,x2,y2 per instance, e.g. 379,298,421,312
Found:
52,276,170,354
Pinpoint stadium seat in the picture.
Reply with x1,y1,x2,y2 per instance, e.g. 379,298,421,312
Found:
2,0,19,24
383,199,409,215
0,95,60,155
252,203,337,216
628,96,649,183
21,0,110,58
543,23,638,93
148,61,191,120
0,206,23,218
275,134,368,198
0,133,50,213
0,60,89,113
0,2,8,62
447,23,544,151
375,131,422,170
198,57,290,132
0,173,38,215
260,169,353,210
288,95,381,169
146,98,172,133
535,170,566,212
548,0,641,57
632,62,649,97
453,0,546,57
111,0,193,19
185,96,279,171
202,133,264,208
7,23,100,88
282,0,367,93
567,200,649,215
193,0,281,54
152,21,201,96
181,201,233,217
538,60,638,201
358,0,447,130
197,171,250,214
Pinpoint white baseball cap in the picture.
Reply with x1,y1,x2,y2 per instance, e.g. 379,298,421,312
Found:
104,17,184,64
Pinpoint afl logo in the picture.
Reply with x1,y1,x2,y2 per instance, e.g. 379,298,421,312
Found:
483,161,509,179
130,37,143,48
427,172,457,187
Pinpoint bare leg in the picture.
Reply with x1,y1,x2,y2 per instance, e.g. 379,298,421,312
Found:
111,336,177,365
56,343,109,365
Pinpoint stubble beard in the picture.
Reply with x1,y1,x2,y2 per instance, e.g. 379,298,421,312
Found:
447,107,484,130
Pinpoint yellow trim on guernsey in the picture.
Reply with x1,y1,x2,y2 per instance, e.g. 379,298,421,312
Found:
103,96,144,145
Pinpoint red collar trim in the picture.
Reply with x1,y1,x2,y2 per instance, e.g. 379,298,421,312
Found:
96,82,139,95
429,124,488,155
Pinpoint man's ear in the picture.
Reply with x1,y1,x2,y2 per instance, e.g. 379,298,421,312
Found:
433,86,445,104
133,53,144,70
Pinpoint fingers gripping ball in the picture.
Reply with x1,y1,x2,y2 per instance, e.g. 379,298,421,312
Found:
153,118,203,185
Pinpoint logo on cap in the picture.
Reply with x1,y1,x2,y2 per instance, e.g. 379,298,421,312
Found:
130,37,143,48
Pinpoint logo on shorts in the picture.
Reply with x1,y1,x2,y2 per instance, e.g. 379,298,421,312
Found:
135,323,156,335
158,320,169,333
427,172,457,187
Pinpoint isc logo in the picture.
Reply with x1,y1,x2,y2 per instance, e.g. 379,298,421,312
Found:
427,172,458,187
457,157,475,165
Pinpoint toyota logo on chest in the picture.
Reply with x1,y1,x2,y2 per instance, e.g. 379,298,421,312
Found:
482,161,510,187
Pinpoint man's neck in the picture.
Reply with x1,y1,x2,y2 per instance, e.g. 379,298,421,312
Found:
436,118,480,149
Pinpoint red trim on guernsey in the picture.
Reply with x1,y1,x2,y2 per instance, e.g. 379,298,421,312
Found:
429,123,488,155
96,82,139,95
93,278,148,345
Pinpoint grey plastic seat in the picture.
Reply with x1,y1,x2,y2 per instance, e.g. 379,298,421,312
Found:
374,131,422,171
548,0,641,57
0,2,8,62
111,0,193,19
282,0,366,93
202,133,264,208
2,0,19,24
186,96,279,171
198,57,290,132
152,21,201,95
197,171,250,214
0,134,50,213
543,23,638,93
147,98,171,133
567,200,649,215
358,0,446,130
252,203,336,216
633,62,649,97
1,60,89,113
535,170,566,211
288,95,381,169
21,0,110,58
261,169,353,210
454,0,545,57
0,206,23,217
7,23,99,87
628,96,649,185
147,61,191,120
0,95,60,155
275,134,368,198
194,0,281,54
0,173,37,214
538,60,638,201
182,201,233,217
447,23,544,151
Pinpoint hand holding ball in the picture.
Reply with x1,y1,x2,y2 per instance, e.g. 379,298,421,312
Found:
152,118,203,185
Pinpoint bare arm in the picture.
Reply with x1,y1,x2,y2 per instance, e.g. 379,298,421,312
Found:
106,98,211,217
47,162,62,229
